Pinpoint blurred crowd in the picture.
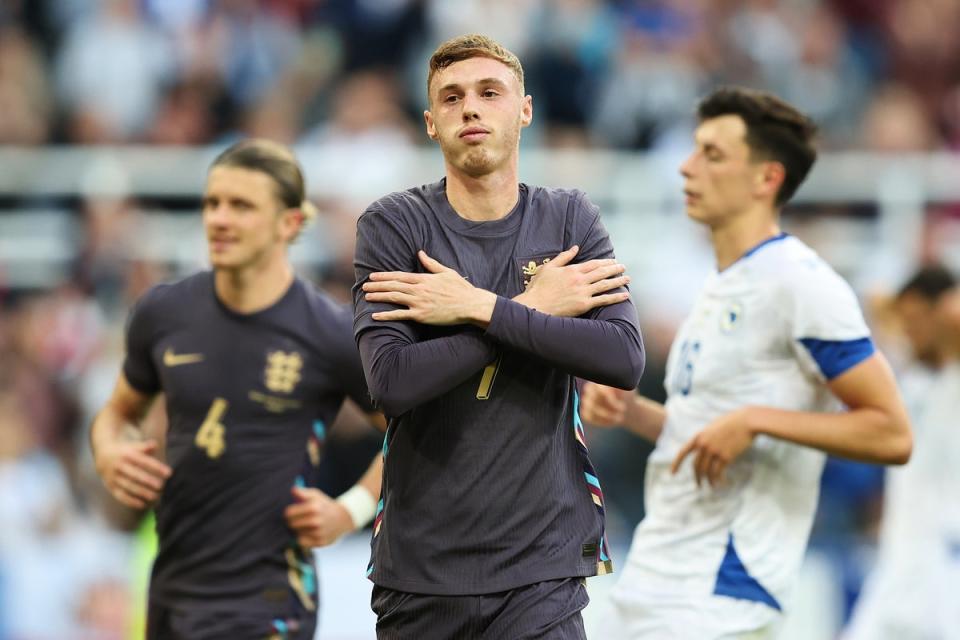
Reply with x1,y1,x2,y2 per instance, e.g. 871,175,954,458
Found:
0,0,959,151
2,1,960,638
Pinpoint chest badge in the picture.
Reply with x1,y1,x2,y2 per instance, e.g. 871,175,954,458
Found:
719,301,744,334
264,351,303,393
521,257,552,290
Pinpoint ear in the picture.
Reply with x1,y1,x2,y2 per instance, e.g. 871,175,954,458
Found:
280,208,305,242
424,109,438,141
756,161,786,203
520,95,533,128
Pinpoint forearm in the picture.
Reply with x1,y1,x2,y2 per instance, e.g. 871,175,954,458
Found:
355,455,383,498
623,396,667,443
359,328,497,416
334,455,383,531
745,404,912,464
90,405,137,458
485,297,645,389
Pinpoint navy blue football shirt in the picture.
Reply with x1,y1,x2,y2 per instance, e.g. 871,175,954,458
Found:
353,179,645,595
124,272,371,617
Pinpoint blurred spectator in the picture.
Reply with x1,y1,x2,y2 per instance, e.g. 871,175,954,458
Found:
860,83,943,152
725,0,801,84
883,0,960,127
525,0,619,145
0,324,133,639
300,69,417,199
589,1,706,150
426,0,539,61
56,0,176,142
0,25,53,144
205,0,303,108
71,157,146,311
331,0,427,72
147,76,225,145
767,5,870,146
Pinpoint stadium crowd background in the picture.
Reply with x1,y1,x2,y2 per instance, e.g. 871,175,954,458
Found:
0,0,959,638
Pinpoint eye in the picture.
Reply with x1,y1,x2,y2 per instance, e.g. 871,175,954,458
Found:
444,94,460,104
482,89,499,98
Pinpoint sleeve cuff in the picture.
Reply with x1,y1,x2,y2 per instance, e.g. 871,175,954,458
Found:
485,295,530,340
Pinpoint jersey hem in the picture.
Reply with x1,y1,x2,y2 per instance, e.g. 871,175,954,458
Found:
368,563,606,596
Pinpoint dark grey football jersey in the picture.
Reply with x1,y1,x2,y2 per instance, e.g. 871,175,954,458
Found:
123,272,371,614
353,179,645,595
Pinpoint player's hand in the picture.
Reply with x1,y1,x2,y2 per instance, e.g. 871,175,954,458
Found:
671,408,756,488
94,438,171,510
363,250,497,326
580,382,631,427
514,246,631,317
285,487,354,548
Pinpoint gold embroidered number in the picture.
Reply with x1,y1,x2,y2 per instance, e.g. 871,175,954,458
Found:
476,356,502,400
196,398,228,459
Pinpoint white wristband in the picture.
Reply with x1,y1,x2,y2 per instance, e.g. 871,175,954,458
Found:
335,485,377,530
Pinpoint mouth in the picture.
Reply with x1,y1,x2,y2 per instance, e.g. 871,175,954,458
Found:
208,238,237,252
683,189,700,204
459,126,490,143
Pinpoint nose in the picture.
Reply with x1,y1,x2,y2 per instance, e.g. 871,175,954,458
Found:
204,203,230,227
461,91,481,121
679,152,696,179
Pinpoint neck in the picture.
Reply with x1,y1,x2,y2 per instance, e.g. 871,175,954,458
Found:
710,205,781,271
214,254,293,314
444,160,520,221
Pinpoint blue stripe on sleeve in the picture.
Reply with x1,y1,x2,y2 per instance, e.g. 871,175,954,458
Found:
797,337,875,380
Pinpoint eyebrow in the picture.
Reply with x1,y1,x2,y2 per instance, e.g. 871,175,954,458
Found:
701,142,724,155
436,77,510,94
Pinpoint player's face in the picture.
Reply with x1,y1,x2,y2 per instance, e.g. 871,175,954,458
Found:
896,292,942,364
424,56,532,178
680,115,770,226
202,166,293,271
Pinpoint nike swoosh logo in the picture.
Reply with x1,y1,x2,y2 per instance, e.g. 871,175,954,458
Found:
163,348,205,367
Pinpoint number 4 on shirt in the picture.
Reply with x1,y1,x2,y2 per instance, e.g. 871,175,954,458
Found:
196,398,228,458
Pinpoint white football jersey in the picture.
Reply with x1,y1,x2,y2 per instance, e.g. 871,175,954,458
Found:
611,233,875,636
845,361,960,640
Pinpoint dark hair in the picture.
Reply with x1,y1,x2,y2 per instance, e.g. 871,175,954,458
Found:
697,87,818,206
210,139,316,218
427,34,524,98
897,264,956,302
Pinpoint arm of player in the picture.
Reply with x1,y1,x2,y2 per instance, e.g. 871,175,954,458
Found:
363,246,631,323
358,248,635,414
672,352,913,487
484,296,645,390
354,207,503,416
579,381,666,443
285,454,383,548
358,326,498,417
90,374,172,510
513,246,632,317
364,248,643,389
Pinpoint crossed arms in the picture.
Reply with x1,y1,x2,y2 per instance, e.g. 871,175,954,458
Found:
354,245,646,417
